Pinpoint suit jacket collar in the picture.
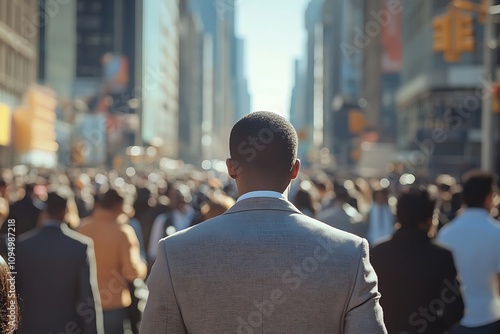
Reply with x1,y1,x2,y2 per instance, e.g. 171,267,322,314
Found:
391,227,430,244
224,197,302,216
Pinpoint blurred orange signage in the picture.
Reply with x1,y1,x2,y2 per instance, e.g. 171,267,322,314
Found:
0,103,11,146
14,86,59,152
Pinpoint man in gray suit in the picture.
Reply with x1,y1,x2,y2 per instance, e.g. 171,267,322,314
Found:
141,111,386,333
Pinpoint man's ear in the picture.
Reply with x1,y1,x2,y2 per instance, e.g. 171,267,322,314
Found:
290,159,301,180
226,158,240,179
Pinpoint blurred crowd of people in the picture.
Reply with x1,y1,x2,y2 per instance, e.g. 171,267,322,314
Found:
0,165,499,333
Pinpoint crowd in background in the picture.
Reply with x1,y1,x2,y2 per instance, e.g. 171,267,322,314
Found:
0,165,499,333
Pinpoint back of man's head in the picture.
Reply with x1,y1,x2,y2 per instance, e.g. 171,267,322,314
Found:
96,188,124,210
46,192,68,220
461,170,497,208
396,188,436,229
333,183,350,204
229,111,298,174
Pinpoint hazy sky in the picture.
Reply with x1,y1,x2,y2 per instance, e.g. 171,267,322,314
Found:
236,0,310,118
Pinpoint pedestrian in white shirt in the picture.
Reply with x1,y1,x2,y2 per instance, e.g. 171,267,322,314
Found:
438,170,500,334
366,188,395,246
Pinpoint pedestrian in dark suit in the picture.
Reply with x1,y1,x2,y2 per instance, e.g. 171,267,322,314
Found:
16,191,104,334
141,111,387,333
371,188,464,333
0,184,43,236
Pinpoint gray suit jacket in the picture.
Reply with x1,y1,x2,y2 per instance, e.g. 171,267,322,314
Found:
141,197,386,333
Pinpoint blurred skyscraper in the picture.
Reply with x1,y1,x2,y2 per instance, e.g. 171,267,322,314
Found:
38,0,142,166
178,0,204,165
140,0,180,158
292,0,364,169
0,1,39,167
188,0,249,160
3,0,246,168
234,38,251,122
361,0,401,143
289,58,308,162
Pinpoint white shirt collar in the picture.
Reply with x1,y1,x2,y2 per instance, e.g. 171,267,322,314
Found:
237,190,288,202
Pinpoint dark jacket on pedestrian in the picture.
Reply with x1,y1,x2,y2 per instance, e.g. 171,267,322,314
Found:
371,228,464,333
16,221,103,334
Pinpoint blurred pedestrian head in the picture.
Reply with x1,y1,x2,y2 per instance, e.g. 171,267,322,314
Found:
373,188,389,205
133,187,151,218
396,188,436,230
293,182,318,217
227,111,299,191
0,179,7,198
24,183,35,197
168,183,192,211
333,182,350,204
0,255,18,333
461,170,498,209
200,194,235,221
311,172,332,197
96,188,124,213
45,191,69,222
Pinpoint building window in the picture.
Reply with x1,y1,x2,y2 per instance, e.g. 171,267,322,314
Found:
5,49,11,78
13,51,19,88
85,34,102,46
89,2,102,12
5,0,12,29
0,0,6,24
0,44,4,76
14,3,22,35
77,16,102,30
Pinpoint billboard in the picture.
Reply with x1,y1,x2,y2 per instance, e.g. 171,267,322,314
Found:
381,0,402,73
72,114,107,166
102,53,129,94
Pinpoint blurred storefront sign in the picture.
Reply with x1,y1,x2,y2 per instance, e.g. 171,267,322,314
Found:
13,86,58,167
0,103,11,146
72,114,107,166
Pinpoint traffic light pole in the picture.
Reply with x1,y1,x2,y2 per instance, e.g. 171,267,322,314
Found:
481,0,499,172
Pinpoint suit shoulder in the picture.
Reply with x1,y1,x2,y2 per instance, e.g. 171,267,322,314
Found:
118,222,136,234
307,215,364,243
428,240,455,257
370,238,393,254
16,227,42,243
60,226,94,248
117,222,140,242
161,215,222,244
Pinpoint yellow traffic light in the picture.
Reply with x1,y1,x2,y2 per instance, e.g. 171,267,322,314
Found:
433,12,452,53
456,12,475,52
432,4,477,62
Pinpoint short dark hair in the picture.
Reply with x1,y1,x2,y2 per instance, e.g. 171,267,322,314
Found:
96,188,124,209
462,170,497,208
396,188,436,228
229,111,298,173
46,192,68,216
